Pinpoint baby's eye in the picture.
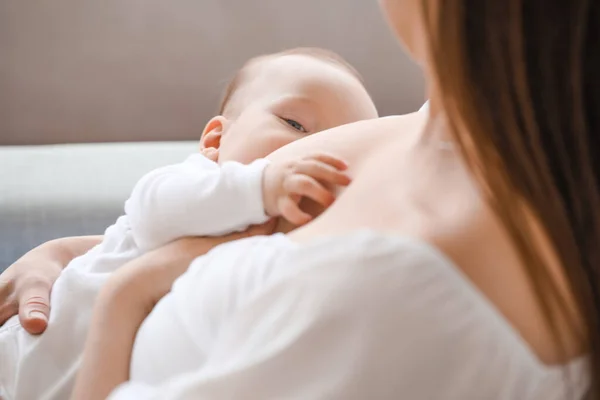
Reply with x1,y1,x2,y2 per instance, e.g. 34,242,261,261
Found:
283,118,307,133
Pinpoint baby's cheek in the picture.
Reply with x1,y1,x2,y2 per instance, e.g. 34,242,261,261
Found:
268,132,300,151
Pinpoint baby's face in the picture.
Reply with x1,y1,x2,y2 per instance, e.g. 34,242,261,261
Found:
214,54,378,164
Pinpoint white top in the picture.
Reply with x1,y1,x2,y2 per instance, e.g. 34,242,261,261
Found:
114,231,589,400
0,154,270,400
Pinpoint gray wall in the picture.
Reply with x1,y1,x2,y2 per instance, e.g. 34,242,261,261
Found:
0,0,425,145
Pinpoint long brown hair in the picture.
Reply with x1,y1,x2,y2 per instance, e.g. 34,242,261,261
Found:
424,0,600,397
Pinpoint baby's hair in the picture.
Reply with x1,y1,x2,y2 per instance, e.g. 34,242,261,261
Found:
218,47,364,117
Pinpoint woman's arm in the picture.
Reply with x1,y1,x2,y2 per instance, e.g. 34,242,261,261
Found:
0,235,102,333
70,267,152,400
71,223,275,400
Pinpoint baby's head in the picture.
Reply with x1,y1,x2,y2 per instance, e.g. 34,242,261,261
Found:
200,48,378,164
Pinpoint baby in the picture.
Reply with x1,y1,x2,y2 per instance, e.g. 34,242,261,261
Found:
0,48,378,399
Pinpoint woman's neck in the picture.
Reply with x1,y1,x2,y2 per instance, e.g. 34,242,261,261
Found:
423,84,454,144
425,80,442,115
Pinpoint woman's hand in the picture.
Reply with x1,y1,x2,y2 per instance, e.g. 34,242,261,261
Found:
71,221,276,400
0,236,102,333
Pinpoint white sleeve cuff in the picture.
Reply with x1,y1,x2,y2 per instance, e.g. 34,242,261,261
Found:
225,158,271,226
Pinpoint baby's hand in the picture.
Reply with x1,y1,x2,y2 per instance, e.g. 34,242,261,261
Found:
262,153,351,225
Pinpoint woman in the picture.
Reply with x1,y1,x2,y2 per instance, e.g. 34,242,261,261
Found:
2,0,598,398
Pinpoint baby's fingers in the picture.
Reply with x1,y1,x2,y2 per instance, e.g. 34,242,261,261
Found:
284,175,335,208
304,153,348,171
295,160,351,186
278,196,312,226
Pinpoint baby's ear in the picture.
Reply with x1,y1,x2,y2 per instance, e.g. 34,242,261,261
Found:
200,116,229,151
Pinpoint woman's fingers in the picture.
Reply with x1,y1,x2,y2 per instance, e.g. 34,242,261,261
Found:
17,276,52,334
0,301,18,326
0,272,17,325
0,274,11,299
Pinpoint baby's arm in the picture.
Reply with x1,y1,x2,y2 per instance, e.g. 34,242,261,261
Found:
125,154,270,251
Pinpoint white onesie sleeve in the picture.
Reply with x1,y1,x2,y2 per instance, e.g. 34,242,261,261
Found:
125,154,270,251
108,233,577,399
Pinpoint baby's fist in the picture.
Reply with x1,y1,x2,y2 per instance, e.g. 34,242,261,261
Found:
262,153,351,225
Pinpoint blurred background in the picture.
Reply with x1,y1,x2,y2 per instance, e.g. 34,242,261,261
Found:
0,0,424,269
0,0,424,145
